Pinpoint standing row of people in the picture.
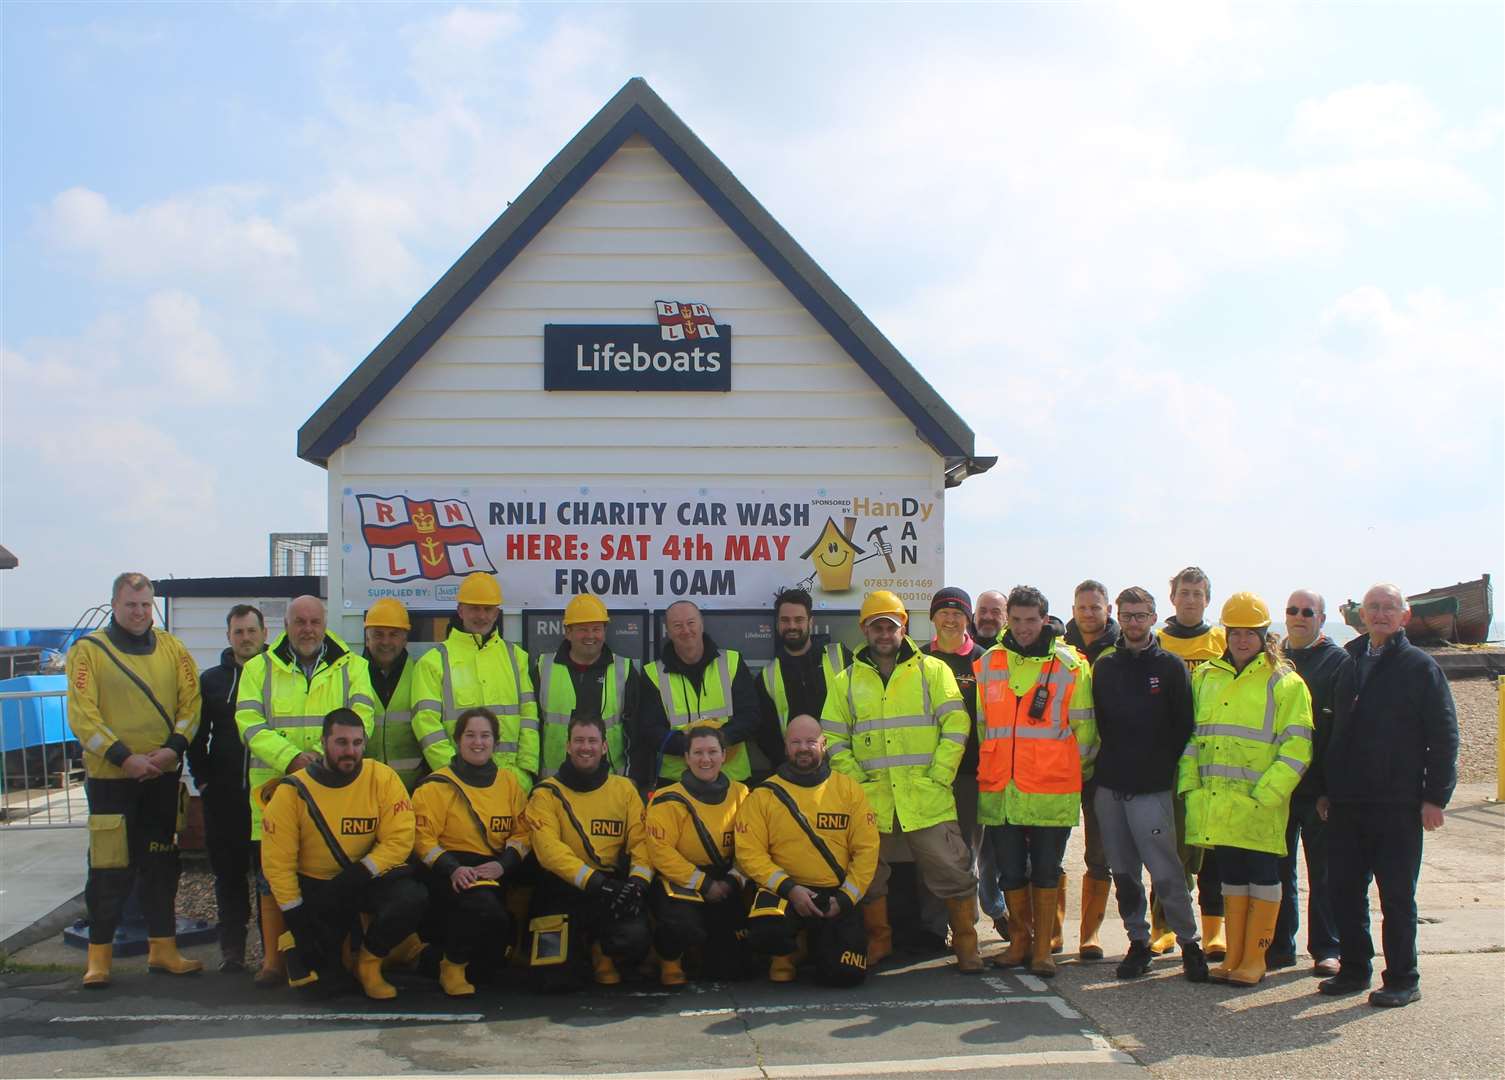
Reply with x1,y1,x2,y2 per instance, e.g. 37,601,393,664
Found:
69,569,1457,1011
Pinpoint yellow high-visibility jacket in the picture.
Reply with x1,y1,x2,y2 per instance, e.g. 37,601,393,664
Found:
524,768,652,892
66,623,200,779
366,652,423,790
258,758,414,911
412,761,531,879
645,777,748,896
412,625,538,790
734,764,879,910
821,638,967,833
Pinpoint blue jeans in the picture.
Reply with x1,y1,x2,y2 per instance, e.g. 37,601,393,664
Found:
988,824,1071,891
1272,795,1339,960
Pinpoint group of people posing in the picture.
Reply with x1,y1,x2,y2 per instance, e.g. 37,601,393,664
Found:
66,565,1457,1011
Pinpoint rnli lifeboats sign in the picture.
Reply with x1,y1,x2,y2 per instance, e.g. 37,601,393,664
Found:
544,302,731,391
343,487,943,610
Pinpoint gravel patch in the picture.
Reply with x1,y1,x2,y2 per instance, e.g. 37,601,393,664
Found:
1450,675,1499,784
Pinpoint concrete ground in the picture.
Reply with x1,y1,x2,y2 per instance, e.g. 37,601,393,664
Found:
0,825,86,951
1,786,1499,1078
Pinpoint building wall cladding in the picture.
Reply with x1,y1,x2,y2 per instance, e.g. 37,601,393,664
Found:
326,135,942,641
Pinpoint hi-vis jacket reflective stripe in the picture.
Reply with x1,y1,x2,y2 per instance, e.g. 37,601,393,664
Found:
411,765,531,872
644,779,749,894
645,651,747,782
66,626,201,780
761,644,846,733
236,633,375,840
411,627,539,791
1178,652,1313,856
821,638,968,833
523,774,653,892
537,653,632,779
369,656,422,791
733,769,879,907
974,640,1098,828
258,759,414,912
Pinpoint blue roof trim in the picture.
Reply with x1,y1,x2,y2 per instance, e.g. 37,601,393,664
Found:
300,82,976,466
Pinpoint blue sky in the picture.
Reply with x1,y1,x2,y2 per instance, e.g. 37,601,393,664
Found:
3,2,1502,631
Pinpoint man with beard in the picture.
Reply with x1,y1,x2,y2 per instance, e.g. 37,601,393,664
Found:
68,572,203,988
977,586,1098,978
638,601,760,789
736,714,879,986
188,604,267,973
1062,580,1121,960
363,599,423,791
525,714,654,990
412,572,539,790
533,594,640,781
1149,566,1227,959
754,588,853,773
259,708,425,999
236,594,375,987
823,591,981,973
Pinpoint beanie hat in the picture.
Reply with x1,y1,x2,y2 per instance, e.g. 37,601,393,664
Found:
929,586,973,618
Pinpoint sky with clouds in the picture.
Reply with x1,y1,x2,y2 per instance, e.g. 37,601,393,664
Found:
3,2,1501,632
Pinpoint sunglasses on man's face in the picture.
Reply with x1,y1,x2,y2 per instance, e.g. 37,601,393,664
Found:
1286,606,1317,618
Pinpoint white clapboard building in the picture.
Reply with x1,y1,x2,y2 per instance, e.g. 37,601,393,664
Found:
298,78,993,663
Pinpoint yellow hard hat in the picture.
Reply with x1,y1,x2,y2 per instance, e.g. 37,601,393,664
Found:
1220,591,1272,628
457,572,502,607
364,598,411,631
563,594,609,626
860,590,908,626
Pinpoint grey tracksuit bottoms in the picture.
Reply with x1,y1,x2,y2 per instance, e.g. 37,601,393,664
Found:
1093,786,1200,946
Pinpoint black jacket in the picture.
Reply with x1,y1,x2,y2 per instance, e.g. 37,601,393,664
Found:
1318,630,1458,808
1089,637,1194,794
188,647,258,792
634,633,760,785
1284,635,1347,799
920,639,986,780
1064,618,1121,667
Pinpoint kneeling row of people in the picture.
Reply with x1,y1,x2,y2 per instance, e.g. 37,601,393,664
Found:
260,707,878,997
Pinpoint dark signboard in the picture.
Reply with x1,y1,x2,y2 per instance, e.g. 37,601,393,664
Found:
544,324,732,391
523,609,650,664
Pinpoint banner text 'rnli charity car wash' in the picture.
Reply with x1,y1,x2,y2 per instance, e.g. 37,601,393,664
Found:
299,77,992,649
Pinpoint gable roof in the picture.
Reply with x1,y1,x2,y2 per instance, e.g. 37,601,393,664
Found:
298,77,995,486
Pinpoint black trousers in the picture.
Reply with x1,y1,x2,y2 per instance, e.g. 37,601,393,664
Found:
422,861,516,967
1273,795,1339,961
529,873,651,990
746,889,867,987
84,775,182,944
200,782,253,951
651,882,749,976
1328,803,1423,990
292,871,427,980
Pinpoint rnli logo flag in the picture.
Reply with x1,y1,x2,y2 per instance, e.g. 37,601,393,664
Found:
655,301,719,342
358,495,498,583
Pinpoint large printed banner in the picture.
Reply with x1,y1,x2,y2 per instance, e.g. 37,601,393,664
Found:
341,486,944,610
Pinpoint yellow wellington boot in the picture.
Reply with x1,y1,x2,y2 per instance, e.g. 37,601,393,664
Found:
82,944,112,989
946,896,984,973
1209,894,1249,982
1148,897,1177,956
862,897,893,966
591,943,621,986
768,954,798,983
355,947,397,1000
438,957,475,997
1079,875,1110,961
1203,914,1227,962
1051,873,1067,953
991,887,1033,968
1030,885,1060,977
383,933,424,971
147,937,204,976
1227,897,1280,987
254,894,287,987
659,956,688,988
